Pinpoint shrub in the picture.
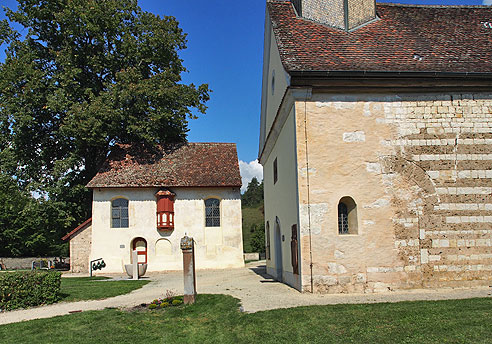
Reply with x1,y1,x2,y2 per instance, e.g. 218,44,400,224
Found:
0,270,61,311
250,222,265,253
148,304,158,309
172,299,183,306
159,302,169,308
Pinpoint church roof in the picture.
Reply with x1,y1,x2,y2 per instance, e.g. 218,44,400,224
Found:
268,2,492,74
87,142,242,188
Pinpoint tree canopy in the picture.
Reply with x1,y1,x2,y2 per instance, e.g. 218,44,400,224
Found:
0,0,210,256
241,177,264,207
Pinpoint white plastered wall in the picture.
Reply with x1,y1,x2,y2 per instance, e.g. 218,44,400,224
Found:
263,107,301,290
259,12,290,154
90,187,244,273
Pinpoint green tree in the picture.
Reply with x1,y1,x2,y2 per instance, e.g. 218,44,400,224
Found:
0,0,209,256
250,223,265,254
241,177,264,207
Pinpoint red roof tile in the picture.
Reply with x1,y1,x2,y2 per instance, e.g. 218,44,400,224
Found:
268,2,492,73
86,143,242,188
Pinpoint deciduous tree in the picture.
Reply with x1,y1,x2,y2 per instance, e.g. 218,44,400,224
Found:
0,0,209,256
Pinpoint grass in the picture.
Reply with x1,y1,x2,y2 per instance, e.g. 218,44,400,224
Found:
60,276,150,302
242,204,264,253
1,294,491,343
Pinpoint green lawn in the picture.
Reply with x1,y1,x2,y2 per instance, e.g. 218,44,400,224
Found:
60,276,150,302
242,205,264,253
1,294,491,344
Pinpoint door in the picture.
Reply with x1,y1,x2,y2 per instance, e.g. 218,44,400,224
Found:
274,217,283,281
132,237,147,264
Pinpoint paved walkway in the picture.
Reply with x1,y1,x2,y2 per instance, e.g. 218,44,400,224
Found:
1,261,491,325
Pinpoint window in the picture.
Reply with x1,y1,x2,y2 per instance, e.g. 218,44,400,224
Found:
155,189,175,231
273,158,278,184
205,198,220,227
266,221,271,260
112,198,129,228
338,197,358,235
271,70,276,95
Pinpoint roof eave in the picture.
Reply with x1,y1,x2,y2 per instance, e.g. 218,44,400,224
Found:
289,70,492,79
288,70,492,89
87,184,242,189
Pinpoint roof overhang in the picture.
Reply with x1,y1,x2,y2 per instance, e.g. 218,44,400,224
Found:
289,70,492,90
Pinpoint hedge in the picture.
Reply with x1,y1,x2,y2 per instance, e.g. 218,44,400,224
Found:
0,270,61,311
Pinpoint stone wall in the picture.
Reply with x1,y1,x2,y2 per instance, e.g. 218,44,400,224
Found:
347,0,375,29
380,93,492,289
294,0,375,30
300,0,345,29
0,257,69,270
70,223,92,273
295,92,492,293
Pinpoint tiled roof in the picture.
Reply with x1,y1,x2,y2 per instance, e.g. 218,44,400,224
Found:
268,2,492,73
87,143,242,188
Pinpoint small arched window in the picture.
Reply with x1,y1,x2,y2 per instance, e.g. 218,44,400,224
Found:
112,198,129,228
338,197,357,235
205,198,220,227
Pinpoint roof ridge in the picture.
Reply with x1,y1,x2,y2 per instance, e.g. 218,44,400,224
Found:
377,2,492,9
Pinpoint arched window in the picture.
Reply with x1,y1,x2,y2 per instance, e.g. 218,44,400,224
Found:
266,221,271,260
338,197,357,235
112,198,129,228
205,198,220,227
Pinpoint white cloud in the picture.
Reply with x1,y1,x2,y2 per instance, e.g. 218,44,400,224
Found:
239,159,263,193
483,0,492,5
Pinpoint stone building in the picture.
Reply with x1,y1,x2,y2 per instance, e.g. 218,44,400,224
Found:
260,0,492,292
63,143,244,273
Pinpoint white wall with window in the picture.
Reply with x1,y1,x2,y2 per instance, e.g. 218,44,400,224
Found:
90,187,243,273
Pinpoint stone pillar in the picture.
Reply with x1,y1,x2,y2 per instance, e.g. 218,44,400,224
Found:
132,250,138,280
180,235,196,304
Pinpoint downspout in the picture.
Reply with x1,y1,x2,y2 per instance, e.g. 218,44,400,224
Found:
303,89,314,293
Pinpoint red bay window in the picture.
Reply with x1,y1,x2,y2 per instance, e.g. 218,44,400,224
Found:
155,189,175,231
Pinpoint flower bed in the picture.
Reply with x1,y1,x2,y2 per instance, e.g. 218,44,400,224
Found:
148,291,184,309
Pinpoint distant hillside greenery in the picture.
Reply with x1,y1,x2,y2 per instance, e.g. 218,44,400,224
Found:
241,178,265,254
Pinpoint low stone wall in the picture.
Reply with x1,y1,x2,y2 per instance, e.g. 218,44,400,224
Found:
244,253,260,261
0,257,69,270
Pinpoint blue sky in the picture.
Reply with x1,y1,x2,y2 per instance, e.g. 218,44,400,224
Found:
0,0,490,189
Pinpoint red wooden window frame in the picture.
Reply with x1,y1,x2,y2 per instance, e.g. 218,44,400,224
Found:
155,189,175,231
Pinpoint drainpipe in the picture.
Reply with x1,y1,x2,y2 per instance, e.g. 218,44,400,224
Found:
303,89,314,293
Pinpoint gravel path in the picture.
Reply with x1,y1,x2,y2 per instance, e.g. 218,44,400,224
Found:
1,261,491,325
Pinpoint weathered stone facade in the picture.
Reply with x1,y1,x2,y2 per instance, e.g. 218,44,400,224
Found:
294,92,492,293
288,0,375,30
69,223,92,273
260,1,492,293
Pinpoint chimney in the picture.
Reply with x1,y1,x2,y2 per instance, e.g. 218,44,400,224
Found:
290,0,376,31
